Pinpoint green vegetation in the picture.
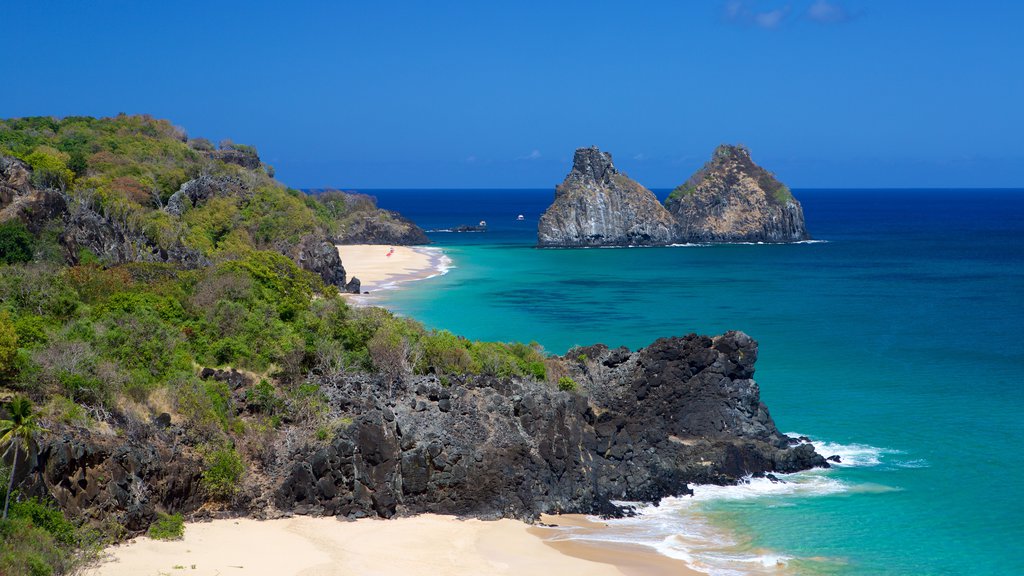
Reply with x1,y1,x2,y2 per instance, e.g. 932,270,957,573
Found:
146,512,184,541
202,446,245,501
0,222,36,265
2,396,46,519
772,185,794,205
0,114,571,574
0,497,97,576
0,114,371,267
666,183,697,204
558,376,578,392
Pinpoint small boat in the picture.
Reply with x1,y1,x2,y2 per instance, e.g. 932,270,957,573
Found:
516,214,525,221
478,220,487,227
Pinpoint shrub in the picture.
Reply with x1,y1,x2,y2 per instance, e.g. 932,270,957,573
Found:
558,376,578,392
0,311,17,375
147,512,184,541
0,221,35,265
202,446,244,501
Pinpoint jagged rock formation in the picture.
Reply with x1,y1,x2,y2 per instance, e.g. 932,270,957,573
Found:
666,145,810,243
538,147,676,247
27,431,205,532
537,145,811,246
274,331,826,519
21,331,825,531
294,233,349,287
62,200,210,268
0,155,67,233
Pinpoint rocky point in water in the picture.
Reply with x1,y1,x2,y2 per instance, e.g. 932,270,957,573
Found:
666,144,810,243
537,144,811,246
538,147,676,247
23,331,825,526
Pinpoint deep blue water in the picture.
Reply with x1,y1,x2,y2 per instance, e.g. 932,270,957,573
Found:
361,188,1024,575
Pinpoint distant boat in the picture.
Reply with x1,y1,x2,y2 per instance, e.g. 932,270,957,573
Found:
517,214,525,221
479,220,487,227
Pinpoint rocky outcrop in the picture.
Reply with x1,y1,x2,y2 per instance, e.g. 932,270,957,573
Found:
0,155,67,233
274,331,826,519
334,211,431,245
14,332,824,531
208,148,261,170
665,145,810,243
28,430,205,532
165,174,248,216
294,233,348,288
62,201,209,268
538,147,676,247
537,145,811,246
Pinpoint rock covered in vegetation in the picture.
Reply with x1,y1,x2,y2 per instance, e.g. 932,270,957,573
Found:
538,147,676,247
665,145,810,243
313,190,430,245
275,331,826,519
164,174,248,217
0,155,67,233
208,147,261,170
62,200,210,268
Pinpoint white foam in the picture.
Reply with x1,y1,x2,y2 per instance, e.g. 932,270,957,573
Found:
786,432,904,468
554,434,907,575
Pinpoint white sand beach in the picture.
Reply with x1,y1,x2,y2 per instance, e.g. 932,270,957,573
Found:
336,245,448,293
90,514,699,576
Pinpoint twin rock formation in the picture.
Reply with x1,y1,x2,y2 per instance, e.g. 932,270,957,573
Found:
538,145,810,247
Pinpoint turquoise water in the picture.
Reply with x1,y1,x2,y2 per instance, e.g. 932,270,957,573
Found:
365,189,1024,575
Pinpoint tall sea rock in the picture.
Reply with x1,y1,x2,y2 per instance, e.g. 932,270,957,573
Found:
665,145,810,243
538,147,676,247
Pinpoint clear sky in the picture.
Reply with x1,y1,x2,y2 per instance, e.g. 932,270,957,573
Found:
4,1,1022,189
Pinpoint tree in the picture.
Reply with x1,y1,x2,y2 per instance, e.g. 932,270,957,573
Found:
1,396,46,519
0,221,35,265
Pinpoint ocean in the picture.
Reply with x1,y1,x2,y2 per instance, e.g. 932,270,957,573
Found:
356,188,1024,575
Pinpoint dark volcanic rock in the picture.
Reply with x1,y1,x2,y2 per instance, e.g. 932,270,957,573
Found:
27,431,205,533
275,331,826,520
538,147,676,247
62,200,209,268
336,211,430,245
665,145,810,243
295,234,348,287
208,148,261,170
344,277,361,294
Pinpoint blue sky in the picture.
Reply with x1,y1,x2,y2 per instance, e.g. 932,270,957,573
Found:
3,1,1022,188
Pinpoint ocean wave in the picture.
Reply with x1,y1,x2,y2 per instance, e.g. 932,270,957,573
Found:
554,434,907,575
786,433,913,468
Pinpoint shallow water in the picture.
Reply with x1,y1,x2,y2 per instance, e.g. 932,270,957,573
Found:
361,188,1024,575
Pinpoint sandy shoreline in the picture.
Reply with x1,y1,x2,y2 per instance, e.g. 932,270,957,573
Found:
90,514,701,576
336,244,449,294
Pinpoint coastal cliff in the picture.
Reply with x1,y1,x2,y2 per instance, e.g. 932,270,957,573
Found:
24,332,825,526
537,144,810,246
666,145,810,243
538,147,676,247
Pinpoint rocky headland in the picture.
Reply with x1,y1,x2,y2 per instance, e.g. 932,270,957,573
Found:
538,145,810,246
21,331,825,529
538,147,676,247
